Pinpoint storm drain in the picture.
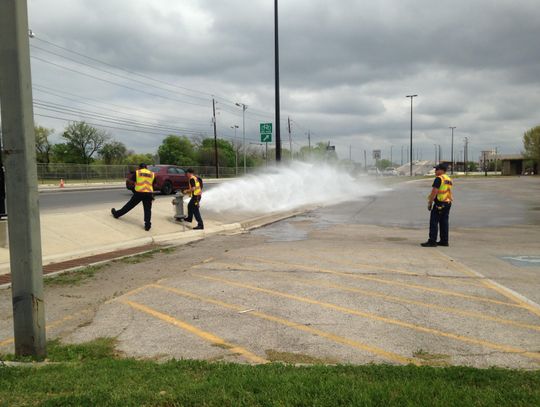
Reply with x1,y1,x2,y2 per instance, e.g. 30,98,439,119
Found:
0,243,162,286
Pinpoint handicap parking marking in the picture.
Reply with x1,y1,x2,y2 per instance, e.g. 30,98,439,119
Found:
501,255,540,267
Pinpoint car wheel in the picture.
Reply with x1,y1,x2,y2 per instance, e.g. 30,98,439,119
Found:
161,181,173,195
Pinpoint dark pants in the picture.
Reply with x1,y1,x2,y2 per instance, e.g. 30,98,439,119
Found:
116,192,153,227
186,196,203,227
429,202,451,243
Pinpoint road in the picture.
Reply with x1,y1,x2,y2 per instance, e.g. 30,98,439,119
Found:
2,176,539,368
38,184,218,213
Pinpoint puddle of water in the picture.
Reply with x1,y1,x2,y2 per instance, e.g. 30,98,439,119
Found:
500,256,540,268
252,221,309,242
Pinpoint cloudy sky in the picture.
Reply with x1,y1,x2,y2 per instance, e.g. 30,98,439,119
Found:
26,0,540,164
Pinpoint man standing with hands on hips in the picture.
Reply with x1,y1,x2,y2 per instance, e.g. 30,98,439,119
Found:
181,168,204,230
421,163,453,247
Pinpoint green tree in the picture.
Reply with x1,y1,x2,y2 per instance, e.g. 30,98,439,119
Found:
35,125,53,163
61,121,110,164
158,135,196,165
100,141,128,165
197,138,235,167
50,143,81,163
125,153,155,165
376,159,392,170
523,125,540,163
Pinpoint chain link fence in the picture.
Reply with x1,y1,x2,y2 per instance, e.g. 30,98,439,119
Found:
36,163,251,184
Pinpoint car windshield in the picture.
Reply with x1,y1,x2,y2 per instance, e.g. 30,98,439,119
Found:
148,166,161,173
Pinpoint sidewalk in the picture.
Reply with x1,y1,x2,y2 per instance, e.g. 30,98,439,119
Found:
0,196,309,278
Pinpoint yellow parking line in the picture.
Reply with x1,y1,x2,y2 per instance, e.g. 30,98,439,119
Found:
0,308,94,348
194,262,540,330
433,251,540,318
285,275,540,332
285,249,485,288
121,299,267,364
151,284,416,365
239,256,524,309
198,274,540,363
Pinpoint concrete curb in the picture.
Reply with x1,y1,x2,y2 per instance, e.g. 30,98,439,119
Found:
0,206,312,288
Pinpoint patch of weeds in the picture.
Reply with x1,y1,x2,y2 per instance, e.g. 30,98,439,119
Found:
265,349,339,365
45,265,106,286
117,246,176,265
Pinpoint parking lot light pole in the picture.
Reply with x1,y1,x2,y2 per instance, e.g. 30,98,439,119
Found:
235,103,248,174
406,94,418,176
449,126,456,174
0,0,46,357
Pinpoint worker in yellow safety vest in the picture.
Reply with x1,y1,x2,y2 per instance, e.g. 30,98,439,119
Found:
179,168,204,230
111,163,156,231
421,163,453,247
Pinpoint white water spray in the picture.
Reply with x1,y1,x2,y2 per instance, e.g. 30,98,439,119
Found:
203,162,382,214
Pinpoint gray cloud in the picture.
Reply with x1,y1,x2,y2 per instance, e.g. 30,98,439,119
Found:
26,0,540,162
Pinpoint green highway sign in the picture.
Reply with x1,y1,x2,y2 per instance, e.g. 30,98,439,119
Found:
260,123,272,143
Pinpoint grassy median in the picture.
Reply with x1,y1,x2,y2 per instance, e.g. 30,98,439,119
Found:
1,339,539,407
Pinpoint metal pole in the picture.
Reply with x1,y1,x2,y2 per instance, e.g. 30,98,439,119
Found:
449,127,456,174
265,142,268,167
236,103,248,174
212,98,219,178
0,0,46,357
274,0,281,162
406,95,417,176
288,116,293,160
231,125,238,176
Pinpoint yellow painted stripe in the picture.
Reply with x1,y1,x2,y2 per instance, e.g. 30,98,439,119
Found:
194,262,540,331
433,251,540,318
151,284,416,365
241,256,523,309
198,274,540,363
121,299,267,364
286,275,540,332
287,249,485,288
0,308,94,348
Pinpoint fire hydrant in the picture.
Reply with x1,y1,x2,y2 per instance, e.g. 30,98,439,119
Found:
172,191,185,221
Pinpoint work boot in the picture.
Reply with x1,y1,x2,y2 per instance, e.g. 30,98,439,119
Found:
420,240,437,247
111,208,119,219
144,224,151,231
193,225,204,230
437,241,449,247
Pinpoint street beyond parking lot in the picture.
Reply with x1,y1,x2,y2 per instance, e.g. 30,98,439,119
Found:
1,176,539,368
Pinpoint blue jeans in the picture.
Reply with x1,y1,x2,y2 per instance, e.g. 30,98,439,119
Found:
429,202,451,243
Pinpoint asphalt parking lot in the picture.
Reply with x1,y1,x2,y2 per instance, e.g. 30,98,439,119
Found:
2,177,539,368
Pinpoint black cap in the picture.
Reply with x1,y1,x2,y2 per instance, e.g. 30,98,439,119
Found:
139,163,147,169
434,163,448,171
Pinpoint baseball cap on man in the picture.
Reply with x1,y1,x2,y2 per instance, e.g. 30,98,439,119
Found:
434,163,448,171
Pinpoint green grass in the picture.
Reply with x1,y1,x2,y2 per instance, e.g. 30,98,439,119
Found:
0,340,539,406
44,265,107,286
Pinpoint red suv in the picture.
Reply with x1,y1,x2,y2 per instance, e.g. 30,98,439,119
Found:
126,165,190,195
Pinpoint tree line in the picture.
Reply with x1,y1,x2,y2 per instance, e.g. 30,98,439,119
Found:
35,121,341,168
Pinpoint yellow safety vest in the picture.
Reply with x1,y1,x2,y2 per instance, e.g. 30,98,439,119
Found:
190,175,202,197
436,174,453,203
134,168,154,193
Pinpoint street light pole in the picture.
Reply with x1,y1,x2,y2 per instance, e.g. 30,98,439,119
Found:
406,94,418,176
212,98,219,178
231,125,239,176
0,0,46,357
449,126,456,175
274,0,281,162
235,103,248,174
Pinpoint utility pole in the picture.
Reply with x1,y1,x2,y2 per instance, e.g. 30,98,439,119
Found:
212,98,219,178
406,94,418,176
364,150,367,171
0,0,46,357
464,137,469,175
449,126,456,174
231,125,239,175
236,103,248,174
274,0,281,162
287,117,293,160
